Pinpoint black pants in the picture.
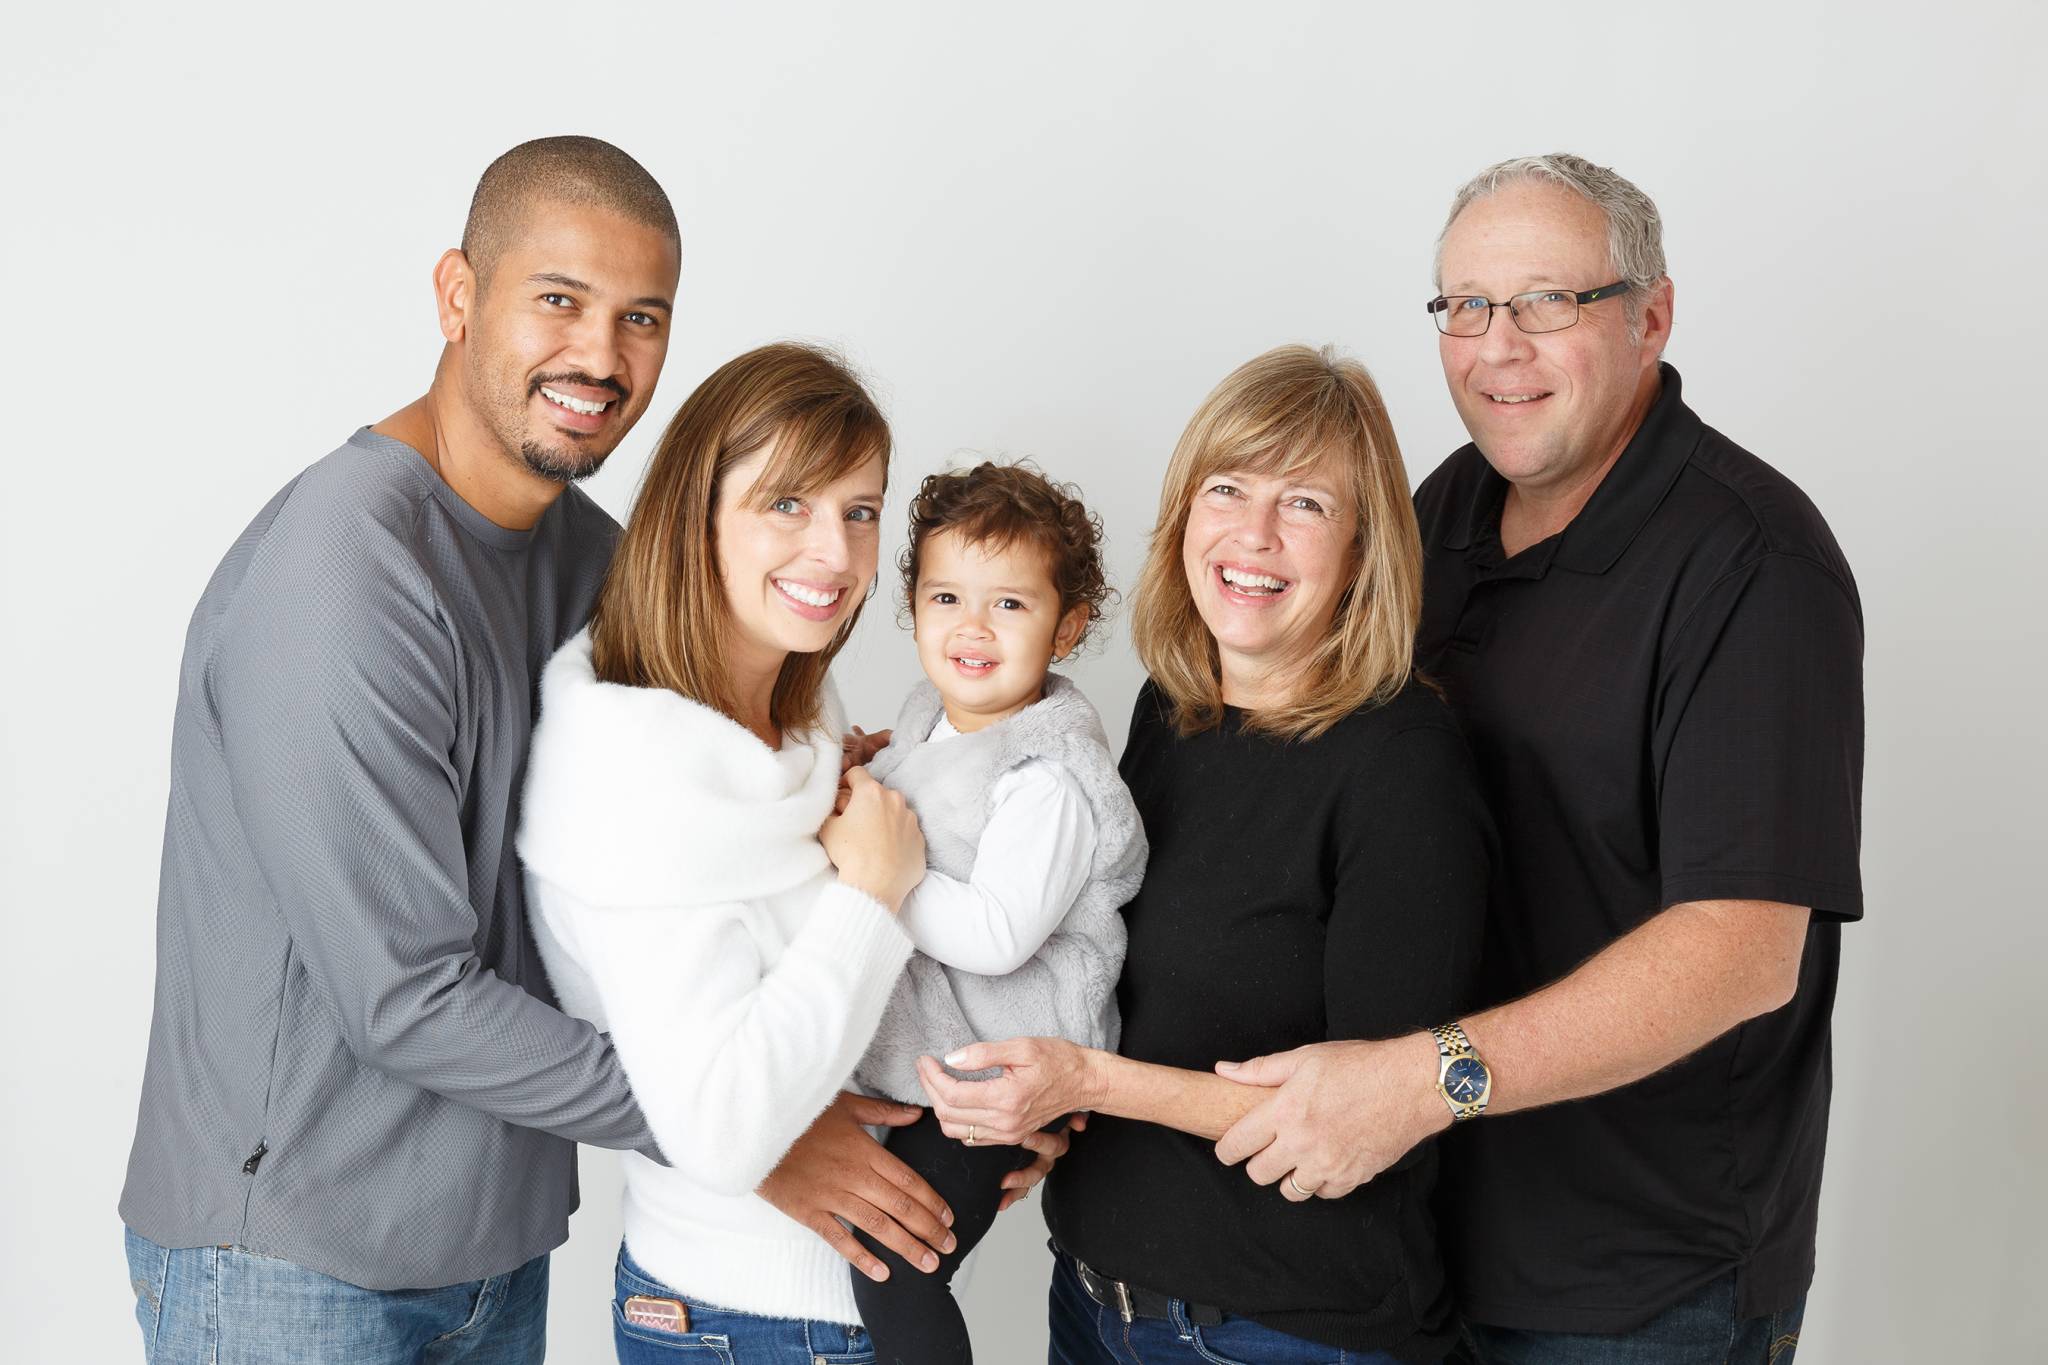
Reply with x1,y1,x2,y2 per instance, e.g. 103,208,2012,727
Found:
849,1110,1063,1365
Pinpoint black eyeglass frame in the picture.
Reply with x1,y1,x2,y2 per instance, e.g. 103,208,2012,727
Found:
1426,280,1632,335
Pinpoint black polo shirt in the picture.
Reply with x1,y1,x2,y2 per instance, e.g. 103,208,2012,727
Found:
1414,365,1864,1334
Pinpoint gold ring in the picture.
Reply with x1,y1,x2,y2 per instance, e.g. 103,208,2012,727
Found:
966,1125,977,1146
1286,1173,1318,1198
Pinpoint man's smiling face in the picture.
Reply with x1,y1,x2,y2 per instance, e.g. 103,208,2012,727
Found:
461,199,679,483
1436,181,1665,496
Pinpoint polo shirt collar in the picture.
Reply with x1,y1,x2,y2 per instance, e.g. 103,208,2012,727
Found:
1442,362,1703,575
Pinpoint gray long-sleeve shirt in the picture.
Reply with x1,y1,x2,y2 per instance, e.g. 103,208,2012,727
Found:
120,428,657,1291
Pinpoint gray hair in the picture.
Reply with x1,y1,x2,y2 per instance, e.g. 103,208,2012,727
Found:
1433,153,1666,337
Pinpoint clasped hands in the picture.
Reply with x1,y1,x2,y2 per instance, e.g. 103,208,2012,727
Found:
830,725,893,820
919,1033,1450,1205
1212,1032,1450,1202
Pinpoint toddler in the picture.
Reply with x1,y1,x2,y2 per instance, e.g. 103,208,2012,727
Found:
846,461,1145,1364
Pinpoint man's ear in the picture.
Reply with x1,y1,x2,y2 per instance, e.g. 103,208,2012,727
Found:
433,248,475,344
1051,603,1091,661
1640,275,1675,367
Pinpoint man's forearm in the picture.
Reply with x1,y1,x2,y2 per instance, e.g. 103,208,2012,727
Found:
1461,898,1811,1116
349,954,660,1149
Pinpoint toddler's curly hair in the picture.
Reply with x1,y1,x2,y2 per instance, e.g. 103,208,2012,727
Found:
899,461,1113,652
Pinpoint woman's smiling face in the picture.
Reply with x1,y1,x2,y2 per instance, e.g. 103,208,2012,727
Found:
1180,457,1358,703
714,438,886,683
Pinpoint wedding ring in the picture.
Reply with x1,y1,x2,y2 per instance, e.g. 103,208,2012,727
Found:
966,1125,978,1146
1286,1172,1318,1198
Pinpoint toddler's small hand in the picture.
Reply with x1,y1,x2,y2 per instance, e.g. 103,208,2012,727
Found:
841,726,894,774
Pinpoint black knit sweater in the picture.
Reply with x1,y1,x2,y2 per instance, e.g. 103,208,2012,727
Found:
1044,679,1494,1362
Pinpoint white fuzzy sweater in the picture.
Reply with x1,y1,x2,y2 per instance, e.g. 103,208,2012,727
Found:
516,631,912,1325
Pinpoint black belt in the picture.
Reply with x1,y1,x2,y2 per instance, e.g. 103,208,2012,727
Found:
1073,1257,1225,1327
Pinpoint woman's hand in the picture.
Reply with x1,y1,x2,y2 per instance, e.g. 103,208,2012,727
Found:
916,1038,1103,1146
821,767,925,912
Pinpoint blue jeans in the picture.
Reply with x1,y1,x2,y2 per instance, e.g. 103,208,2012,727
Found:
612,1243,874,1364
122,1227,547,1364
1455,1273,1805,1365
1048,1245,1423,1365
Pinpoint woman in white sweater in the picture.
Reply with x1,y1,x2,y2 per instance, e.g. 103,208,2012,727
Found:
516,343,937,1364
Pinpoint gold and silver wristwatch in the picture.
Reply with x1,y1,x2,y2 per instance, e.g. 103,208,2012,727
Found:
1430,1021,1493,1121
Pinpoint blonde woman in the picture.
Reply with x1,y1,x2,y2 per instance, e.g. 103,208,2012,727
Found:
922,346,1496,1364
517,343,956,1364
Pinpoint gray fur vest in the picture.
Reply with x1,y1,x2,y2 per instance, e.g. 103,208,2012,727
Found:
853,674,1146,1104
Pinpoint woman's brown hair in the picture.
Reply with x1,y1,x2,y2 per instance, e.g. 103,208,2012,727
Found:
588,342,890,734
1130,344,1423,740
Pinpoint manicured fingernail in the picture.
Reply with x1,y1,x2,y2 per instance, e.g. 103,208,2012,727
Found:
943,1051,966,1066
868,1266,889,1282
922,1253,939,1271
942,1208,955,1226
943,1235,958,1253
1216,1060,1239,1072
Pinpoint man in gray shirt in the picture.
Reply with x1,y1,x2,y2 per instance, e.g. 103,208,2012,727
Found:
118,136,685,1362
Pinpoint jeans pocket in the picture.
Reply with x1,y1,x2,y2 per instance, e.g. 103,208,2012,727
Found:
1188,1327,1259,1365
1190,1317,1346,1365
610,1299,736,1364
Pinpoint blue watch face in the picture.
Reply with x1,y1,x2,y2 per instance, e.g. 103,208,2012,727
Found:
1444,1056,1489,1103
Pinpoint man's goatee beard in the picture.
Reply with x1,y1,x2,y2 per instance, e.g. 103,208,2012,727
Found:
520,441,610,485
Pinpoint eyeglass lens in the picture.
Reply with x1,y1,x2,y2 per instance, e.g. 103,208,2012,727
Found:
1436,290,1583,336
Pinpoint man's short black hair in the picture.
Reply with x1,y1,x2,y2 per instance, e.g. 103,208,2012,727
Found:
461,135,678,286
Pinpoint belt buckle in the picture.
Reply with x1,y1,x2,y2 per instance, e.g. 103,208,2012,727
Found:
1079,1259,1136,1325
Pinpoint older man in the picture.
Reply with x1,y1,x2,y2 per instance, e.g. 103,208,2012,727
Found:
1216,154,1863,1363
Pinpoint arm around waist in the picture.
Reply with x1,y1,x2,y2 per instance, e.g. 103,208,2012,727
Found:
535,874,913,1194
209,503,653,1150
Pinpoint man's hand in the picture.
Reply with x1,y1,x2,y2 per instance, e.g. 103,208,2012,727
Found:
1212,1035,1446,1201
757,1091,957,1281
996,1112,1086,1212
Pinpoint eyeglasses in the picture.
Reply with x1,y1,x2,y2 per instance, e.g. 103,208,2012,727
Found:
1426,280,1631,336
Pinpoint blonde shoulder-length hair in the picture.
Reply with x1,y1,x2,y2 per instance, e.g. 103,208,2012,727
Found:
1131,344,1423,741
588,342,891,734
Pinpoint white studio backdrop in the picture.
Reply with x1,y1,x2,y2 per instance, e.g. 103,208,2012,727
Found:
3,3,2041,1361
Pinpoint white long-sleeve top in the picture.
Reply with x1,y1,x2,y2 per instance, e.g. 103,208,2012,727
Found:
516,631,912,1325
895,714,1098,975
